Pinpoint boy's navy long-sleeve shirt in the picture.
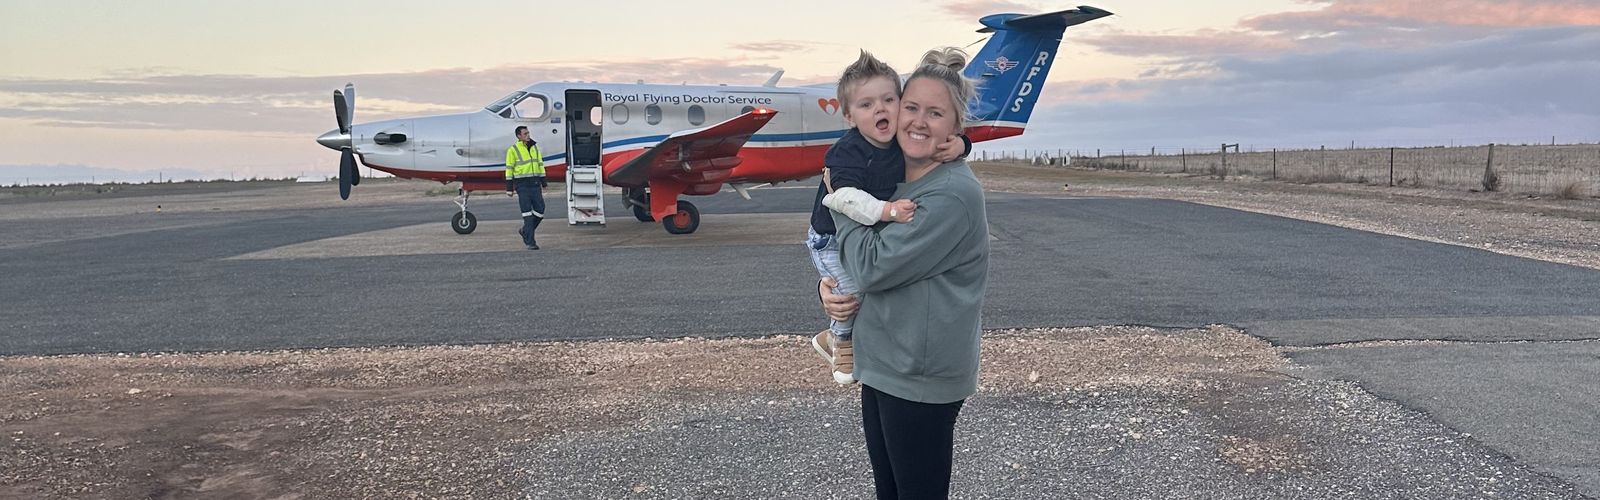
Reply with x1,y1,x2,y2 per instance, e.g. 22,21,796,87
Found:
809,128,905,236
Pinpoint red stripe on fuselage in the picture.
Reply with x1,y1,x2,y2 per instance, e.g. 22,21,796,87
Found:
363,144,830,193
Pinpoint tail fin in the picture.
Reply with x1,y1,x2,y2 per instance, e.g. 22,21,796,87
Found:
962,5,1113,142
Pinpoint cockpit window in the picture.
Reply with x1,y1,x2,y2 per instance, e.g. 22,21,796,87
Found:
485,91,526,114
485,91,550,121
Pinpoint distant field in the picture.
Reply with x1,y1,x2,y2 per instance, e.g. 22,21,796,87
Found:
1026,143,1600,198
0,179,300,203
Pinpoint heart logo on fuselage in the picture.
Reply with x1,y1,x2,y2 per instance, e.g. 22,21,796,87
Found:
817,98,840,115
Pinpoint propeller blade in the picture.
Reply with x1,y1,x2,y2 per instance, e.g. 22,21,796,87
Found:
339,148,355,200
334,90,350,134
343,83,355,126
350,164,361,186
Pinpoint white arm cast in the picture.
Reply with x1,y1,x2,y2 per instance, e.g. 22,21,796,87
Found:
822,187,888,226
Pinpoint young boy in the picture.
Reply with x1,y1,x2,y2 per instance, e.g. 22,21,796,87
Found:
808,50,969,384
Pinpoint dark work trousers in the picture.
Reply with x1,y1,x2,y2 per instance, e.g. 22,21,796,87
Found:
861,384,966,500
514,177,545,246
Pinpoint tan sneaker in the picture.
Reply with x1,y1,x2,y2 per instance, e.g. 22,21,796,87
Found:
811,330,835,367
831,337,855,385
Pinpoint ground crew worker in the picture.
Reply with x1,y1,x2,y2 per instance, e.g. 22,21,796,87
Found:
505,126,548,250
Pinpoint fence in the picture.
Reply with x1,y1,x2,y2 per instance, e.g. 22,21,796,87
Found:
978,143,1600,197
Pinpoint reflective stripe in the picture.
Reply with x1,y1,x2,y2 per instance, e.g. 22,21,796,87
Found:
505,142,546,179
523,210,544,218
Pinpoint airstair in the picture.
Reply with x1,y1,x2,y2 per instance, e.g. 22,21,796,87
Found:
566,165,605,225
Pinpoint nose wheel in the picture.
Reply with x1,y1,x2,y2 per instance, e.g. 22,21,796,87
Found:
451,188,477,234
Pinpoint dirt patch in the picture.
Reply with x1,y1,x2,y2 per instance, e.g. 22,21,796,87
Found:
0,326,1280,498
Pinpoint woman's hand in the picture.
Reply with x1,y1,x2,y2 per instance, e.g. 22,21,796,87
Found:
818,277,859,321
931,135,964,163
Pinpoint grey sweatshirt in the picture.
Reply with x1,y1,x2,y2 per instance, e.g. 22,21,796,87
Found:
833,160,989,404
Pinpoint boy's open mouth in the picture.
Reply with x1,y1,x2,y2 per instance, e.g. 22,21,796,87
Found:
874,118,891,134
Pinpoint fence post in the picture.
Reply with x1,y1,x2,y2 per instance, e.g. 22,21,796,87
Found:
1388,147,1395,187
1221,143,1227,173
1096,148,1100,158
1483,143,1498,191
1271,149,1277,180
1320,145,1326,176
1181,148,1187,173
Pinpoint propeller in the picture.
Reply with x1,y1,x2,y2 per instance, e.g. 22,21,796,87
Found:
332,83,359,198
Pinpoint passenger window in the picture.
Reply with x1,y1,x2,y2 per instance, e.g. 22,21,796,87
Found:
740,106,755,115
611,104,629,124
590,106,603,126
513,94,549,121
688,105,705,126
646,104,662,125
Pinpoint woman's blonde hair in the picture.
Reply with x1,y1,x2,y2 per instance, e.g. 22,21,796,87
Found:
905,47,977,126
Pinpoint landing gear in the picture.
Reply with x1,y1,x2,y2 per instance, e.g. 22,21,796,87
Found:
661,200,700,235
623,188,653,222
451,188,477,234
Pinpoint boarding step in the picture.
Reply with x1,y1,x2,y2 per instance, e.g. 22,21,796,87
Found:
566,164,605,225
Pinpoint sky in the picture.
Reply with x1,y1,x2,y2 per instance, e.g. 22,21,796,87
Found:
1,0,1597,183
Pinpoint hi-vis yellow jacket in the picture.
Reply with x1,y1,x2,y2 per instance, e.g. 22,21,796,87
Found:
505,142,546,180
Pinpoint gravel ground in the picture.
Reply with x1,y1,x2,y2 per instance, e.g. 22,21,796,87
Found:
972,162,1600,271
0,326,1583,499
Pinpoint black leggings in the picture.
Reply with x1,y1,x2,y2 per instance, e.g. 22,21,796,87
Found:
861,384,965,500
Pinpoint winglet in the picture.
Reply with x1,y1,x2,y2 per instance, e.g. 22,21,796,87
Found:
763,70,784,87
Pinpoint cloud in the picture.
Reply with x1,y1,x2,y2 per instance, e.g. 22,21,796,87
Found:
993,26,1600,150
941,0,1042,20
1087,29,1299,59
1245,0,1600,34
730,41,812,53
0,58,783,135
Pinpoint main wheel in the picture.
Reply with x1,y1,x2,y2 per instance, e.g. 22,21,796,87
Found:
451,211,478,234
632,204,654,222
661,200,699,235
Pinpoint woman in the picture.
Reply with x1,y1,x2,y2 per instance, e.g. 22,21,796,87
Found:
822,47,989,500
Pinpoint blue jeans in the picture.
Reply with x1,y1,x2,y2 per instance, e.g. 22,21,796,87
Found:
806,227,857,340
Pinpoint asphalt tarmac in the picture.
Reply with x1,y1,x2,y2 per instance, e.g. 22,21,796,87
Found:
2,186,1598,495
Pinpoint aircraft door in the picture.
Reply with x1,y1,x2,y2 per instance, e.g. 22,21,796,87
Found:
565,90,603,166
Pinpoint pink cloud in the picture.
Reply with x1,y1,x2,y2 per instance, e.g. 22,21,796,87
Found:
730,41,811,53
1245,0,1600,32
1087,29,1298,58
940,0,1042,19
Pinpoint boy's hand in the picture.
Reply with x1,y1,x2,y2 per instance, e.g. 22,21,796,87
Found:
932,135,964,163
883,199,921,222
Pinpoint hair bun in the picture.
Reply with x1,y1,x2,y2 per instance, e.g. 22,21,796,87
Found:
918,48,968,72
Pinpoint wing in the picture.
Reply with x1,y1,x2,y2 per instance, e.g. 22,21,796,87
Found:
604,109,777,188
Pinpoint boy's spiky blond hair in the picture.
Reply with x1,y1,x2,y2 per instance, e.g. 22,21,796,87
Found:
836,50,901,107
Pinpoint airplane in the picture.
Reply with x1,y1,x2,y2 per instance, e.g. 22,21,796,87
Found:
315,5,1112,235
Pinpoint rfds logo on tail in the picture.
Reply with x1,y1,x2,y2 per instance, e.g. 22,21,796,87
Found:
985,56,1020,74
1011,51,1051,113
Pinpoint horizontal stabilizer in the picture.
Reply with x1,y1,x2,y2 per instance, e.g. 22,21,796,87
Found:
978,5,1113,33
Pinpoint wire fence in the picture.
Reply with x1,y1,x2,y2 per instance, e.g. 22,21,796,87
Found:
979,143,1600,198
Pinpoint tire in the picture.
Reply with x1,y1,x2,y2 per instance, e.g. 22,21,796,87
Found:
661,200,699,235
632,204,654,222
451,211,477,234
